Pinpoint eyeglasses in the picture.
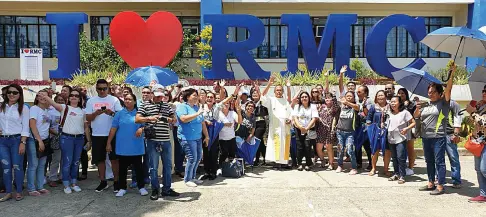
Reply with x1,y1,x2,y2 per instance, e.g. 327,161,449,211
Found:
69,94,80,98
311,91,319,93
97,87,108,91
6,91,19,95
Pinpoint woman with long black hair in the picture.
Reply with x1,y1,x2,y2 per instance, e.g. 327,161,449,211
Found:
292,91,318,171
43,89,91,194
397,87,417,175
0,84,29,202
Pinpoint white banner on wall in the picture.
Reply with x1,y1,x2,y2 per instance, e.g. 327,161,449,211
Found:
20,48,43,81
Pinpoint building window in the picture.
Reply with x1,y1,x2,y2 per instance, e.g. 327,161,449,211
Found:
352,16,452,58
90,16,200,58
227,16,452,59
0,16,58,58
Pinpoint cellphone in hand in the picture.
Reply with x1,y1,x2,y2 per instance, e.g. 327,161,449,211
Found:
101,106,106,111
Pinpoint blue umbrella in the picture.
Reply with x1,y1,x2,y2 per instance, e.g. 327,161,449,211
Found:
236,137,261,165
207,120,224,150
354,125,367,152
367,124,387,155
421,26,486,81
125,66,179,87
391,68,442,97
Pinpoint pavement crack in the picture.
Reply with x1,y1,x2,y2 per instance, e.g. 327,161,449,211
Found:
348,197,371,217
76,199,95,215
314,172,333,187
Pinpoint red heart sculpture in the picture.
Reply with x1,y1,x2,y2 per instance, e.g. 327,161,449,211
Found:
24,49,30,53
110,11,183,68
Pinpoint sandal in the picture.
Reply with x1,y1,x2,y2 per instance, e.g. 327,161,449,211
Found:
388,175,399,181
15,193,24,201
398,178,405,184
368,169,376,176
28,191,41,196
0,193,12,202
39,189,50,194
297,165,303,171
304,166,311,171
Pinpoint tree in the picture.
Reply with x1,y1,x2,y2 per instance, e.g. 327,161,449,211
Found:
78,29,197,77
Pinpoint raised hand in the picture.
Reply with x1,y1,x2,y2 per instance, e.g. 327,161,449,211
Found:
269,74,276,84
286,79,291,87
106,72,113,83
149,80,157,87
340,65,348,74
220,79,226,87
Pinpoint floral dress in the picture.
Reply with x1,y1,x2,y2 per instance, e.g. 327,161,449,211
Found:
316,97,340,144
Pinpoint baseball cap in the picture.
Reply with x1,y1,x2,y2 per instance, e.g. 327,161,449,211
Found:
152,84,165,97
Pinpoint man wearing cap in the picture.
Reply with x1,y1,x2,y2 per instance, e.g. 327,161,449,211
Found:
136,84,180,200
239,88,251,111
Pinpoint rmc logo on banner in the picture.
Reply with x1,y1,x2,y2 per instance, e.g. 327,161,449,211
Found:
46,12,426,80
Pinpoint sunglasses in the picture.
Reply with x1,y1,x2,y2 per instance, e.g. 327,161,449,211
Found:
142,91,151,94
69,94,80,98
7,91,19,95
482,90,486,94
311,91,319,93
97,87,108,91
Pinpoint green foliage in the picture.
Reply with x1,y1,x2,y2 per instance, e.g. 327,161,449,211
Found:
196,25,212,69
168,29,198,77
428,59,469,85
351,58,387,79
79,33,129,73
273,64,348,86
68,69,127,87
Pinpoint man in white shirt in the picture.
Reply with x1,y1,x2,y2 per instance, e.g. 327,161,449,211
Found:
86,79,123,193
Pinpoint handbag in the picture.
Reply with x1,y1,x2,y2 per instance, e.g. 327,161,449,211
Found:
222,158,245,178
35,138,53,158
52,106,70,150
465,136,485,157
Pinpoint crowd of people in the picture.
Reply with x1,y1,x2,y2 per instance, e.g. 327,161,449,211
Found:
1,64,486,203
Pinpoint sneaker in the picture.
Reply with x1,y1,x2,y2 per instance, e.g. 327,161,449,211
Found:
297,165,303,171
63,187,72,194
469,196,486,203
349,169,358,175
116,189,127,197
192,179,203,185
216,169,222,176
185,181,197,187
71,185,82,192
150,189,159,201
95,181,109,193
406,168,414,176
113,181,120,193
336,166,343,173
139,188,149,196
161,189,180,197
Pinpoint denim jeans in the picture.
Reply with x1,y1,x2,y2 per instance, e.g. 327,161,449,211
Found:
390,141,407,178
147,140,172,193
336,130,357,169
27,138,47,191
474,147,486,196
0,136,24,193
445,135,462,185
180,139,202,183
422,137,446,185
60,135,84,187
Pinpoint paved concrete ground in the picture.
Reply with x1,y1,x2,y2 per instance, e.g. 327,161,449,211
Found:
1,156,486,217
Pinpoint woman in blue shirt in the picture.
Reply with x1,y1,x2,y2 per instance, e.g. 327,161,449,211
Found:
107,93,148,197
176,88,209,187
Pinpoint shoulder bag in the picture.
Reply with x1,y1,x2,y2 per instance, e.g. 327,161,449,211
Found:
52,106,69,150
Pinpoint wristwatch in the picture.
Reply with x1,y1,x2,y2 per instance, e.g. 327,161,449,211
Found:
20,141,26,144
